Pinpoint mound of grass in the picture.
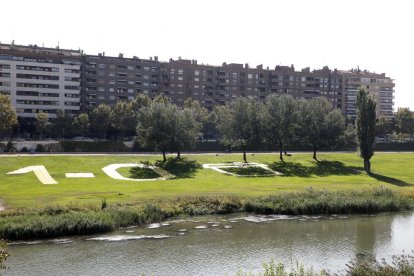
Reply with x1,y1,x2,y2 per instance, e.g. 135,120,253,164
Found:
155,157,202,178
222,166,275,176
129,167,160,179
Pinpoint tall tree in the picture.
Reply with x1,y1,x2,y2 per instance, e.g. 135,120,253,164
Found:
73,113,90,137
299,97,345,160
264,95,299,162
215,98,265,163
136,101,177,162
110,101,135,139
0,94,18,134
131,94,151,126
356,88,376,173
35,111,49,139
90,104,112,139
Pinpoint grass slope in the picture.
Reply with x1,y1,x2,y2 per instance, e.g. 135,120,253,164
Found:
0,152,413,209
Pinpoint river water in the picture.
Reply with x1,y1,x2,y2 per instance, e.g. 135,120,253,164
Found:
5,211,414,275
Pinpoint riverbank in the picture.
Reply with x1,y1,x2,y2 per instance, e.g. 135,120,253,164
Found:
1,187,412,240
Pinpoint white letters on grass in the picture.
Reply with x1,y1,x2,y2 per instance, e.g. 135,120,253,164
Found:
7,165,58,185
203,162,281,177
65,173,95,178
102,163,175,181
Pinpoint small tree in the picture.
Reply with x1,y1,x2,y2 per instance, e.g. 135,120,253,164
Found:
215,98,265,163
0,94,18,135
73,113,90,137
356,88,376,173
396,107,414,142
35,111,49,139
136,101,177,162
110,101,135,139
90,104,112,139
171,107,203,158
51,110,74,139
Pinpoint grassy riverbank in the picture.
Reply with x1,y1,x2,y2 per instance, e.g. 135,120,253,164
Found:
1,152,414,240
0,188,412,240
0,152,414,209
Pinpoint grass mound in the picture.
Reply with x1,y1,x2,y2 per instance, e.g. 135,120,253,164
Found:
155,157,202,178
129,167,160,179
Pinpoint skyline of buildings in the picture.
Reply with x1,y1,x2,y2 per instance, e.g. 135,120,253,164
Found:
0,42,395,119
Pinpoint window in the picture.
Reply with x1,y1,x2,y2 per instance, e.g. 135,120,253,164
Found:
98,64,106,69
178,69,184,74
98,87,105,92
128,66,134,70
194,77,199,82
194,70,200,76
178,76,183,81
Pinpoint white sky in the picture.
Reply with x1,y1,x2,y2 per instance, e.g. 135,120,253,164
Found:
1,0,413,110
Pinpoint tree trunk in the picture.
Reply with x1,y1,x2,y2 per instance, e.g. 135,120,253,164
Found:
162,150,166,162
243,151,247,163
284,149,287,156
177,151,181,159
279,142,284,163
364,158,371,173
313,146,318,161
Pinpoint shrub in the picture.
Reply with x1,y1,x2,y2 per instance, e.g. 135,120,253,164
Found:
35,144,45,152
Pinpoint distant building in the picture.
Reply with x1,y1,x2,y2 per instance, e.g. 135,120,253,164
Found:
0,43,82,118
340,69,394,118
0,42,395,118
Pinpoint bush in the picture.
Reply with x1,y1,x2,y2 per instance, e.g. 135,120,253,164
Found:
60,141,129,152
35,144,45,152
0,239,9,270
20,147,29,152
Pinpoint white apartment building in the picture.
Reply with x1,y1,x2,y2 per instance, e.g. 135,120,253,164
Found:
341,69,395,118
0,44,82,118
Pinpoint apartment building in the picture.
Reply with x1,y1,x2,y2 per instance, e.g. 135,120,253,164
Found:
81,54,159,109
0,43,82,118
340,69,394,118
0,43,395,118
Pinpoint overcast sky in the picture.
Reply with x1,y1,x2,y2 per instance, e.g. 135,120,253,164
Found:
1,0,413,110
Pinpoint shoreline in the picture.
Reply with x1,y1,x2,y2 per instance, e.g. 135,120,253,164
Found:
1,187,413,241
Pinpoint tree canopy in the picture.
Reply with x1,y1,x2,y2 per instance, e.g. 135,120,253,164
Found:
0,94,18,134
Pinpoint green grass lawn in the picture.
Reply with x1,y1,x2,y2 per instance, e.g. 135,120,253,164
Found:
0,152,413,209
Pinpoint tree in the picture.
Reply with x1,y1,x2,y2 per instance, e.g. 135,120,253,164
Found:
0,94,18,134
110,101,135,139
51,110,74,139
376,115,392,138
73,113,90,137
264,95,299,162
90,104,112,139
299,97,345,160
395,107,414,141
171,107,203,158
35,111,49,139
0,239,9,270
131,94,151,126
215,98,265,163
356,88,376,173
136,101,177,162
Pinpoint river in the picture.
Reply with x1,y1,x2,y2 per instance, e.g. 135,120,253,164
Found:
5,211,414,275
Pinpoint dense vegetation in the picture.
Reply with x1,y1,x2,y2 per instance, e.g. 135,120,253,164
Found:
0,187,412,240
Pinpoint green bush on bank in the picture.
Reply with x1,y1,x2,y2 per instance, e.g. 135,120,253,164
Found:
236,253,414,276
0,187,412,240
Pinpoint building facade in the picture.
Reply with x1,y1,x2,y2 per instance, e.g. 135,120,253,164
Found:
0,43,395,118
0,43,82,118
